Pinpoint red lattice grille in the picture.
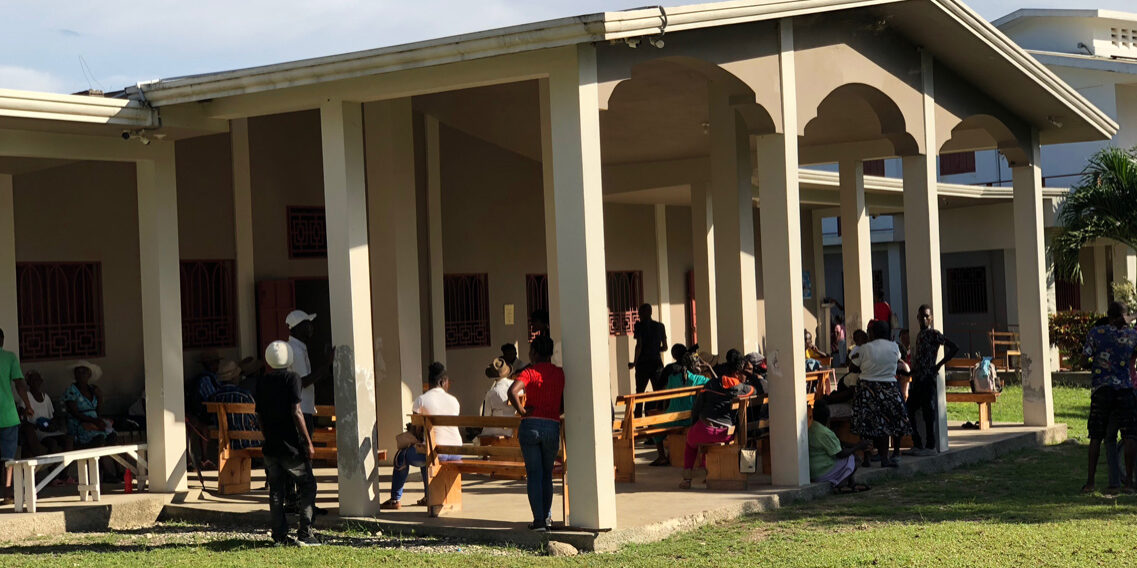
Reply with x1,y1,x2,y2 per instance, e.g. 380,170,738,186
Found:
525,274,549,341
287,206,328,259
444,274,490,348
607,271,643,336
16,262,105,361
181,260,237,349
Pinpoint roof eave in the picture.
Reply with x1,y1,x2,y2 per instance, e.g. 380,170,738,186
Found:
0,88,156,128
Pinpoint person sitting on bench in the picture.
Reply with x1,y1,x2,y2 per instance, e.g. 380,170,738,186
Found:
381,362,462,510
649,345,710,467
680,350,755,489
810,402,871,493
480,357,515,439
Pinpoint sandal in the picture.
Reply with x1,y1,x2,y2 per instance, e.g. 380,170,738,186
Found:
414,497,428,506
678,478,692,489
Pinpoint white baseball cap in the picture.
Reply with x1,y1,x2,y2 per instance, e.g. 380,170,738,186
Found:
265,340,294,369
285,309,317,329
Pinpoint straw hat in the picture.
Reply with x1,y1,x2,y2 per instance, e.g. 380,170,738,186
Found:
217,360,241,383
484,357,512,379
71,361,103,383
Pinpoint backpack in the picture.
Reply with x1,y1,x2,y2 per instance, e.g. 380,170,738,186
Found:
970,357,999,394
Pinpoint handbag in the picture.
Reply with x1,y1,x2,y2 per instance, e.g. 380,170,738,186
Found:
739,448,758,474
396,430,420,450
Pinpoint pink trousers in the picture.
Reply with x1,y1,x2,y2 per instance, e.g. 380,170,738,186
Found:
684,420,733,469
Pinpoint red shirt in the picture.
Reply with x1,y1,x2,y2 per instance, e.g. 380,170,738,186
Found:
873,301,893,323
515,362,565,420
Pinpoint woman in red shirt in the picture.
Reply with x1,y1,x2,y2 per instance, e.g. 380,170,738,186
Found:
508,335,564,532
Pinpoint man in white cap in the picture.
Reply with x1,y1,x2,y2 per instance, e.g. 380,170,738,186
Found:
256,340,318,546
284,310,326,433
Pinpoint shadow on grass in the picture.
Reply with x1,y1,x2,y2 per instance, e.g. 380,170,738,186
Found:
0,531,455,556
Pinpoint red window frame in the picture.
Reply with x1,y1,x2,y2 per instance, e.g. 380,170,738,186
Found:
181,260,237,349
444,273,491,348
16,262,105,361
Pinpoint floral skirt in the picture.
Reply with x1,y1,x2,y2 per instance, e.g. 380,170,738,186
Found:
852,381,912,438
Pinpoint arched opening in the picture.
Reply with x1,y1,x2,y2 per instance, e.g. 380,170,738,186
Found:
801,83,919,163
940,114,1031,168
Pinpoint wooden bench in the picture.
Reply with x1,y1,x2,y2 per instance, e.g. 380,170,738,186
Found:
205,402,385,495
612,385,703,482
698,395,758,490
945,391,1000,430
945,357,981,389
5,444,148,513
411,415,567,520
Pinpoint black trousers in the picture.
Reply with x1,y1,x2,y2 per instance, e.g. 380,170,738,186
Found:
634,362,664,417
906,379,938,450
265,454,317,542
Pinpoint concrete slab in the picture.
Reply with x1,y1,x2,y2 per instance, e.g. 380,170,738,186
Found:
0,488,171,542
161,422,1066,551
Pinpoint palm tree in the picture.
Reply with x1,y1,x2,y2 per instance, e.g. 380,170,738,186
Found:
1050,146,1137,283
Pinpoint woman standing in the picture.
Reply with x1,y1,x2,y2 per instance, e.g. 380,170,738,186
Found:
849,321,911,468
508,336,564,532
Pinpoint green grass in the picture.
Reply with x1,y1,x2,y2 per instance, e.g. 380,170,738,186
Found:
4,384,1124,567
946,384,1090,441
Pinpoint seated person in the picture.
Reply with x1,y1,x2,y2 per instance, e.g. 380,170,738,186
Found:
805,330,829,361
501,343,527,375
480,357,516,439
206,360,260,450
61,362,114,448
381,362,462,510
650,345,710,467
809,402,870,493
18,371,75,480
826,329,870,418
680,351,756,489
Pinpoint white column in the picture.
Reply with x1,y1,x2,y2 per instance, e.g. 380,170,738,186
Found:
1113,243,1136,287
0,175,17,349
839,160,874,332
1093,245,1108,312
758,18,810,487
137,147,188,493
321,100,380,515
365,99,424,466
546,44,617,530
1012,130,1054,427
811,210,828,353
690,182,718,353
902,50,948,452
886,243,905,329
710,83,760,354
654,204,672,338
539,78,563,341
230,118,257,357
426,115,447,364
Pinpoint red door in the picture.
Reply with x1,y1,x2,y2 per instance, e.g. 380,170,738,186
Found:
256,279,296,354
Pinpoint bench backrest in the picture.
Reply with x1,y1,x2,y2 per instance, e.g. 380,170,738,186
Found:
204,402,337,448
409,414,565,466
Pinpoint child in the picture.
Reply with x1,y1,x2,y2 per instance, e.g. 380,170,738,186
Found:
809,402,871,493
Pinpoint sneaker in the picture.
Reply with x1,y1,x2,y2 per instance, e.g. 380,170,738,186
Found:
379,499,401,510
295,535,322,547
528,522,547,532
546,515,553,529
273,537,299,547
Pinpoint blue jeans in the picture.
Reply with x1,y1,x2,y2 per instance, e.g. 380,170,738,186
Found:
390,445,460,501
518,418,560,526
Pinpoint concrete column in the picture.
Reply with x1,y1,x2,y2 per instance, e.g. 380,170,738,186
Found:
1012,130,1054,427
546,44,617,530
1112,243,1136,287
709,83,760,354
0,175,17,349
136,147,187,493
839,160,874,332
886,242,905,329
1093,245,1108,312
690,182,718,353
365,99,424,466
321,100,380,515
426,115,447,364
230,119,257,358
539,79,562,341
758,18,810,487
811,210,828,353
902,50,948,452
654,204,672,338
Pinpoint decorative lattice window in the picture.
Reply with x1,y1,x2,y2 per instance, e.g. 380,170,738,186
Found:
607,271,643,336
940,152,976,176
16,262,105,361
945,267,989,315
863,159,886,177
444,274,490,348
525,274,549,341
180,260,237,349
287,206,327,259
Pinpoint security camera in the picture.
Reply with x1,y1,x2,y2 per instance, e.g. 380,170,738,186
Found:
121,130,131,140
122,129,152,145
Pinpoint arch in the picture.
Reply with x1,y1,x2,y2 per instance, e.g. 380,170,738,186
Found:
939,114,1031,168
800,83,920,160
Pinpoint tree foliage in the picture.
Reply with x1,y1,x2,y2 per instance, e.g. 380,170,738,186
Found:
1050,146,1137,283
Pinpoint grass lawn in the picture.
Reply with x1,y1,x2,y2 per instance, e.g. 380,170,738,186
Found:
946,384,1091,441
4,384,1126,568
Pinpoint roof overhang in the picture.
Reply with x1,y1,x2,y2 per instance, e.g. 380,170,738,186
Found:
1025,50,1137,75
992,8,1137,28
0,89,156,128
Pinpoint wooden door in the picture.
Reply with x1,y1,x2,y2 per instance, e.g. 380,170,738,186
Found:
256,279,296,354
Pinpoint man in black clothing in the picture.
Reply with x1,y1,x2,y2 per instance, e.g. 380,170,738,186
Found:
256,340,319,546
632,303,667,417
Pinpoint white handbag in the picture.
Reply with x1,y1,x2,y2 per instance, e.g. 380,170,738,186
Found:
739,448,758,474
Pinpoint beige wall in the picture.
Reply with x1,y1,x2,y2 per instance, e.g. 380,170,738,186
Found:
664,205,694,346
13,161,143,413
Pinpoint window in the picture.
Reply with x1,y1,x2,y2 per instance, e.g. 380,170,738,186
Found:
16,262,105,361
863,159,886,176
287,206,327,259
940,152,976,176
181,260,237,349
444,274,490,348
607,271,643,336
1056,280,1081,312
525,274,549,341
945,267,988,314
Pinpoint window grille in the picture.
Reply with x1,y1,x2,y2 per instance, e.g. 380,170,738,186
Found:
945,267,989,314
1056,280,1081,312
287,206,327,259
525,274,549,341
444,273,490,348
607,271,643,336
16,262,105,361
940,152,976,176
863,159,886,176
181,260,237,349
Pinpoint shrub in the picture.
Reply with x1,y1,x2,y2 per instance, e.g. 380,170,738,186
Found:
1112,280,1137,314
1049,311,1103,370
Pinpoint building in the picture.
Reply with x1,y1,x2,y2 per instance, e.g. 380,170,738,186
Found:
0,0,1116,529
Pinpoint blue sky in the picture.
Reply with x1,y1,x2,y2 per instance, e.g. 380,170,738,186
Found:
0,0,1132,94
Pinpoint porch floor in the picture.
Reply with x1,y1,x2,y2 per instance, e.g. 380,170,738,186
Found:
2,422,1066,550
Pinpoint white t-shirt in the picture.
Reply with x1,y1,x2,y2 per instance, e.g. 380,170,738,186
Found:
413,387,462,447
18,392,56,441
850,339,901,382
287,335,316,415
481,378,515,437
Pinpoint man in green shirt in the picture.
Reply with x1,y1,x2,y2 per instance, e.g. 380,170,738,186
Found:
809,403,870,493
0,328,33,503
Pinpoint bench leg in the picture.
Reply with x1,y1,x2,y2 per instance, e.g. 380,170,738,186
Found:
218,449,252,495
24,464,36,513
614,437,636,483
667,432,687,468
88,458,102,501
12,462,23,513
978,402,991,431
704,445,747,491
427,467,462,517
77,459,90,502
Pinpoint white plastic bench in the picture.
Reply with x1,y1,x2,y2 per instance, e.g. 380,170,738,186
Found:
4,443,148,513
